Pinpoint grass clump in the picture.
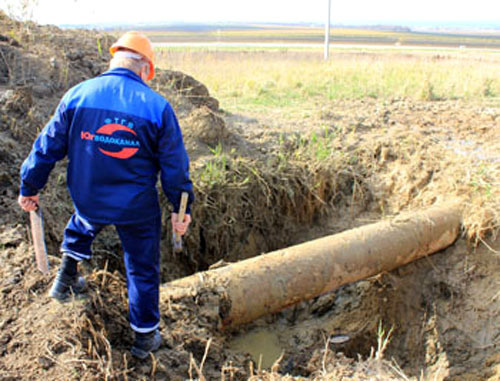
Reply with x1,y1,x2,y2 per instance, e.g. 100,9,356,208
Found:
197,143,229,186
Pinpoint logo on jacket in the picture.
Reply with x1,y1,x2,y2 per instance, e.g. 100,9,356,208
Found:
81,124,140,159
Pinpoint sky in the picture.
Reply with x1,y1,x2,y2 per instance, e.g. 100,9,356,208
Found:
1,0,499,27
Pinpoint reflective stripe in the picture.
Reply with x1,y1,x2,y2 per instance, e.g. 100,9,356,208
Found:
130,321,160,333
61,249,89,261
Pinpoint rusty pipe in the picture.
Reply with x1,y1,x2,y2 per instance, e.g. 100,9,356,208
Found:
161,202,462,328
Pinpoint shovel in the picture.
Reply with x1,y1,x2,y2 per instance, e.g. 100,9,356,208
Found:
29,206,49,274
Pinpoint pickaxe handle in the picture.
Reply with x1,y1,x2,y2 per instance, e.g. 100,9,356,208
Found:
173,192,189,253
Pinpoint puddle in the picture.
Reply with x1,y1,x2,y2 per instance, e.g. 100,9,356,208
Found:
228,328,283,369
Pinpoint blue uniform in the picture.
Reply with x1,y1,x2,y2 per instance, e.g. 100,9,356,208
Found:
20,67,194,332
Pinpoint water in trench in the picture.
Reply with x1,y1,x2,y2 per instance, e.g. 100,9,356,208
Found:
228,328,284,369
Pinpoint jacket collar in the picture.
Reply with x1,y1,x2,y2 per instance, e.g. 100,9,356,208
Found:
100,67,148,86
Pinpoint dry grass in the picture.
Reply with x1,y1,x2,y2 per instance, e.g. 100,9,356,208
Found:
156,49,500,114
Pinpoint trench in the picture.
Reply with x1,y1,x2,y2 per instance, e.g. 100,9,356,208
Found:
71,160,496,379
158,189,498,380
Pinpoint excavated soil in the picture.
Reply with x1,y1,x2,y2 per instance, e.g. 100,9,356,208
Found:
1,12,500,380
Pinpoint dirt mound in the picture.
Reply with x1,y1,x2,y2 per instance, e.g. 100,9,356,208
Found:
184,106,228,146
153,70,220,112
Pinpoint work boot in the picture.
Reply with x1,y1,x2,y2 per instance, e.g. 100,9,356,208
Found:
131,330,162,359
48,270,86,301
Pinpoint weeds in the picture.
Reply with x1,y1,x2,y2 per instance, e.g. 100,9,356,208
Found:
198,143,228,186
470,165,495,199
420,78,440,101
188,338,212,381
287,127,341,163
483,78,496,97
96,37,103,57
59,59,69,88
373,321,394,360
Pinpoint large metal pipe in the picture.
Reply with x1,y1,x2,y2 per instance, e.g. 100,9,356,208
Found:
162,202,462,328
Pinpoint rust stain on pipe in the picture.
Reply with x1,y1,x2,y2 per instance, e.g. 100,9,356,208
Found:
162,202,462,328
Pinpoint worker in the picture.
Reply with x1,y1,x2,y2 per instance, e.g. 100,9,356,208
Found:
17,31,194,359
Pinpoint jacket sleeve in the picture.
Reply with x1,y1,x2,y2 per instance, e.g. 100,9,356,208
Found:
158,105,194,214
19,100,69,196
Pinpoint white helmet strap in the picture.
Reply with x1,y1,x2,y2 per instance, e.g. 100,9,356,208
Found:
114,50,144,61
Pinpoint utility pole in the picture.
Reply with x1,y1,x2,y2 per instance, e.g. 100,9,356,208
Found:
324,0,331,60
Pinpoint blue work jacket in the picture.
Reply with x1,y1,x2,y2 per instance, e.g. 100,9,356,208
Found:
20,67,194,224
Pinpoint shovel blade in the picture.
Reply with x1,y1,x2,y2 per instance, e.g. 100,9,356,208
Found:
30,208,49,274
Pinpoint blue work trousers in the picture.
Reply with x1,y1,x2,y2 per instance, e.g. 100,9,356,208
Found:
61,213,161,333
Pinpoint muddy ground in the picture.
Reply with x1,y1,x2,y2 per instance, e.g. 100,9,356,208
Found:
1,12,500,380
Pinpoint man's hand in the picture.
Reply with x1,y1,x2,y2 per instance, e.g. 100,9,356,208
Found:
18,194,39,212
171,212,191,236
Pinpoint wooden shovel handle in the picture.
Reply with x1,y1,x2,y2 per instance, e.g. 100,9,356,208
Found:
174,192,189,246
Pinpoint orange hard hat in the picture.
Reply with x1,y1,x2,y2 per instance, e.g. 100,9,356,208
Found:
110,31,155,81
